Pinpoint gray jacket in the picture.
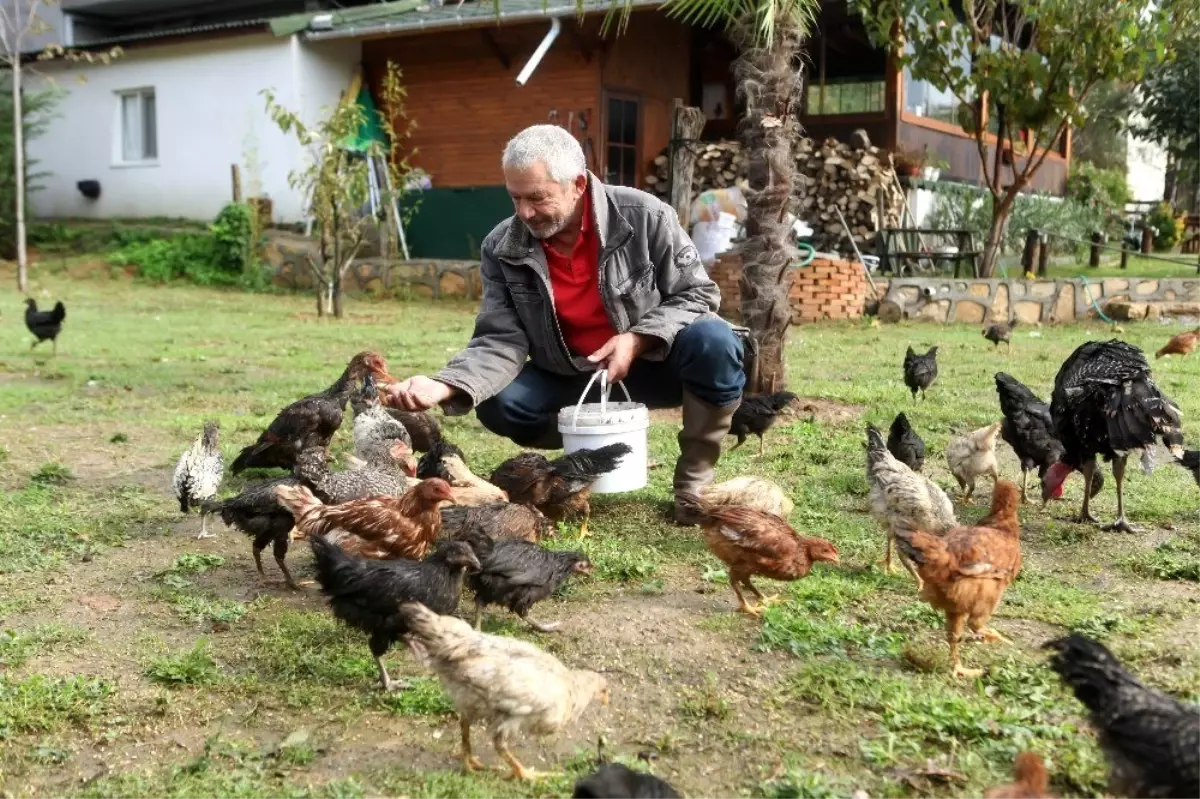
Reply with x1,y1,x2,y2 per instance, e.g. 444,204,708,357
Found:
435,175,721,412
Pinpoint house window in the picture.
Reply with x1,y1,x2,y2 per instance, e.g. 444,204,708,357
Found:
805,79,886,116
902,39,971,125
604,94,639,187
118,88,157,163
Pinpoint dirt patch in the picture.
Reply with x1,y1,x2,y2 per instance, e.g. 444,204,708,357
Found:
648,396,864,428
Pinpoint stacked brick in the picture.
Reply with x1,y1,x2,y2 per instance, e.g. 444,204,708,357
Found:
709,251,869,323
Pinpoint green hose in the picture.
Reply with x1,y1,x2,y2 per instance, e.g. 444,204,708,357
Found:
796,243,816,267
1079,275,1115,323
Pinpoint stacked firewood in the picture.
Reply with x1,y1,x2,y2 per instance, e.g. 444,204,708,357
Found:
644,137,905,253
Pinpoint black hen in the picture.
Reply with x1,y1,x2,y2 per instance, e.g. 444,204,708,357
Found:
417,440,465,481
231,352,389,474
1177,450,1200,486
310,534,485,691
468,540,591,632
903,346,939,401
1046,634,1199,798
573,764,681,798
385,408,443,452
995,371,1103,503
25,298,66,355
886,412,925,471
983,319,1018,349
202,477,301,589
1046,340,1183,532
730,390,797,457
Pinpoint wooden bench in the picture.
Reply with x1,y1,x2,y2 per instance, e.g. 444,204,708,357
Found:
875,228,981,278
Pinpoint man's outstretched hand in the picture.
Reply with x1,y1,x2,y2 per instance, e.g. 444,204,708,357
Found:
587,332,654,383
384,375,455,411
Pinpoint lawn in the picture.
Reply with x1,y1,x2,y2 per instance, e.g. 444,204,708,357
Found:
1045,253,1200,280
2,263,1198,798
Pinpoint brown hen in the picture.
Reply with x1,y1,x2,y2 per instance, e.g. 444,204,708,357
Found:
679,495,839,616
894,480,1022,677
440,503,552,544
984,752,1054,799
490,443,631,537
1155,327,1200,359
275,478,454,560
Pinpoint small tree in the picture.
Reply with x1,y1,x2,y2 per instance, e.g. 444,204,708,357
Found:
1131,27,1199,206
1,0,119,291
264,62,416,318
858,0,1196,277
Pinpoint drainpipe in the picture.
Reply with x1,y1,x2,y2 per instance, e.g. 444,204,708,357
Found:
515,17,561,87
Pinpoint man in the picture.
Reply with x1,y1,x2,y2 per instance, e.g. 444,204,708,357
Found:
386,124,745,523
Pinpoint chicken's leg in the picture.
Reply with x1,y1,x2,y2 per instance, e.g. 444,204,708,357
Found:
473,600,484,631
757,435,765,459
1019,468,1029,504
897,553,924,591
745,578,783,608
274,538,303,591
196,509,213,540
252,544,267,576
494,731,554,780
880,533,896,574
460,718,484,772
577,504,591,539
517,609,561,633
730,578,761,617
947,612,981,678
1077,460,1100,524
374,655,407,692
1102,456,1142,533
52,338,58,357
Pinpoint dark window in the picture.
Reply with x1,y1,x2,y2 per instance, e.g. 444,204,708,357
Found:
605,95,639,187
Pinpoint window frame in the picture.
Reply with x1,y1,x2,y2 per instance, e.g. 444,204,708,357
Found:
114,87,158,167
602,91,641,188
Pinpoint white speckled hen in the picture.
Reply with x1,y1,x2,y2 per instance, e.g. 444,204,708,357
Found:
173,420,224,539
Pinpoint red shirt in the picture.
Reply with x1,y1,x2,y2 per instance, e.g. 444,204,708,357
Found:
540,191,616,356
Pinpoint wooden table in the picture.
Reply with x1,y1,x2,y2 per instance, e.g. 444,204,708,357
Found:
874,228,981,277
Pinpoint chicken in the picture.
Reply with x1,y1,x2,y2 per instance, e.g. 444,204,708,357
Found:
173,420,224,539
903,345,939,400
490,443,632,538
275,478,454,561
309,534,483,691
1045,340,1184,532
202,477,301,589
983,752,1054,799
893,480,1022,677
678,494,839,616
1155,327,1199,359
983,319,1019,351
230,351,393,474
419,441,508,505
381,405,443,452
729,391,798,457
1177,450,1200,486
440,503,553,543
700,476,794,518
468,540,592,632
946,422,1002,502
996,372,1094,504
573,764,682,798
24,298,66,355
352,373,412,461
887,412,926,472
292,444,416,505
399,601,609,779
865,424,957,587
1046,633,1199,798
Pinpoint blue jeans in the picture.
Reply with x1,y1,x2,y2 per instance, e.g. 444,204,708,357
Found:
476,317,745,448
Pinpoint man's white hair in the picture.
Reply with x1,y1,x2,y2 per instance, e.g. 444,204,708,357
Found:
502,124,587,184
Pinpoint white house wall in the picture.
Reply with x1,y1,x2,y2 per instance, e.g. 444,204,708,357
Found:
27,32,361,223
1126,131,1168,204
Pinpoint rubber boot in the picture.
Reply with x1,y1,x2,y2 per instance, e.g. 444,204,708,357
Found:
673,391,739,525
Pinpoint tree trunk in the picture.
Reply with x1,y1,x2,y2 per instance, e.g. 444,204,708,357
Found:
332,267,345,318
668,99,706,225
13,59,28,293
1163,149,1179,205
734,18,804,394
979,191,1016,277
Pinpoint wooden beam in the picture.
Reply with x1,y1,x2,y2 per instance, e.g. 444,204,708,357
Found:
480,29,510,71
669,98,706,225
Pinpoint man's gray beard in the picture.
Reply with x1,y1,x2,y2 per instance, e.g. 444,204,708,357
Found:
524,215,568,240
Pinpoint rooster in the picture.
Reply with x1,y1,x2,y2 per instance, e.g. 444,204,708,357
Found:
230,352,393,474
887,412,925,472
729,391,798,457
1046,634,1199,798
173,420,224,539
1045,340,1183,532
24,298,66,355
490,443,632,538
1155,327,1199,359
903,345,939,401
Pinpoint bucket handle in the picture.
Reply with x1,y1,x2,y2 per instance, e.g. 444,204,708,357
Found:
571,369,632,431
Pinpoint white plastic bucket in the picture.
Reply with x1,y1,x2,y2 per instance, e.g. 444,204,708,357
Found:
557,370,649,494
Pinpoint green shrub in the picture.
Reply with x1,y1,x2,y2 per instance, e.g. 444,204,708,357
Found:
0,87,60,259
1145,202,1183,251
210,202,254,275
1067,162,1130,212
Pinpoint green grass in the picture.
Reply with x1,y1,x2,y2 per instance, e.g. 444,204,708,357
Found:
1,265,1197,797
1047,254,1199,280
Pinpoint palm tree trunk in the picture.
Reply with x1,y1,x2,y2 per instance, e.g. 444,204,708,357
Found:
735,17,803,394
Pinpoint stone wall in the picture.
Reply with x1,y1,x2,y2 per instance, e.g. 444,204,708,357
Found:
878,276,1200,323
709,250,870,323
264,231,481,299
